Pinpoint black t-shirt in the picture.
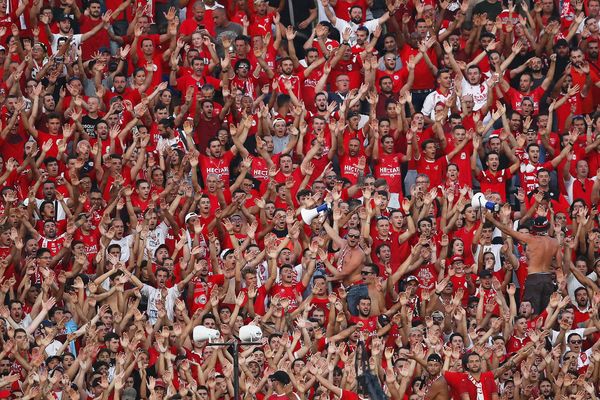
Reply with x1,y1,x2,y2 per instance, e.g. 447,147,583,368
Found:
472,0,503,20
81,115,102,139
269,0,316,28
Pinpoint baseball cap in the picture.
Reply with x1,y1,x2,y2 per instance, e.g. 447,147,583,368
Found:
269,370,291,385
155,379,166,389
406,275,418,283
220,248,234,260
185,212,198,223
479,269,493,279
450,255,464,264
531,216,549,233
431,310,444,319
555,38,569,47
427,353,443,363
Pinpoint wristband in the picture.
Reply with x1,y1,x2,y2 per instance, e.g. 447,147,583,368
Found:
435,291,441,296
568,141,574,146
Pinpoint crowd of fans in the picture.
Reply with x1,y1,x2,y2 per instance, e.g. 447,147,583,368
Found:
1,0,600,398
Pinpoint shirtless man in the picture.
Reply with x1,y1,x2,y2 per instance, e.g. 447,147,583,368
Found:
323,221,366,316
414,354,451,400
485,209,560,314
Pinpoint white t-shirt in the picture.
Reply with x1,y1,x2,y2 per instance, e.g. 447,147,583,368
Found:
461,77,489,111
23,197,70,221
551,327,585,346
146,221,170,259
141,284,181,325
109,235,134,262
422,90,454,120
51,33,82,55
333,17,384,46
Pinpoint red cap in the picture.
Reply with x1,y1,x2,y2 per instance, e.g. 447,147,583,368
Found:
450,255,464,264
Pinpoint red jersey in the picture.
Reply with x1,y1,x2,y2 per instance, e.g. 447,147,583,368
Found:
374,153,405,193
199,151,235,186
477,168,513,201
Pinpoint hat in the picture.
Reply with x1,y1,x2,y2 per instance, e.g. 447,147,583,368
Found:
450,255,464,264
99,47,111,54
122,388,137,400
319,21,334,31
517,219,533,231
185,212,199,223
431,310,444,319
269,370,291,385
479,269,493,279
40,320,54,328
406,275,418,283
155,379,166,389
427,353,443,363
220,248,234,260
531,216,549,233
378,314,390,326
58,15,73,22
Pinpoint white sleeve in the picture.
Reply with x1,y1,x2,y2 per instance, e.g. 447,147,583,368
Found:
334,18,350,36
140,284,154,297
364,18,380,33
421,92,435,119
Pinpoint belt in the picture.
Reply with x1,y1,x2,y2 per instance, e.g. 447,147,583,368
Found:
411,89,434,94
346,281,367,290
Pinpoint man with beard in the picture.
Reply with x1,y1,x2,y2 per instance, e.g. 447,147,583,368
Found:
78,0,128,60
42,13,110,54
339,138,370,185
472,135,520,201
570,48,600,115
274,57,302,100
323,223,366,316
320,0,400,46
538,379,555,400
446,349,532,400
485,211,561,314
193,98,233,153
500,56,556,115
375,76,399,118
171,58,223,108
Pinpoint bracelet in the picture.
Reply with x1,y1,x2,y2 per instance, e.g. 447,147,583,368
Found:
568,141,574,146
435,291,441,295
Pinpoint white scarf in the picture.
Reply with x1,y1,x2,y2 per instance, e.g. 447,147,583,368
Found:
467,374,484,400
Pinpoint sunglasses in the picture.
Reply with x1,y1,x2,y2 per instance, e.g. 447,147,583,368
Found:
347,234,360,239
570,340,582,344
